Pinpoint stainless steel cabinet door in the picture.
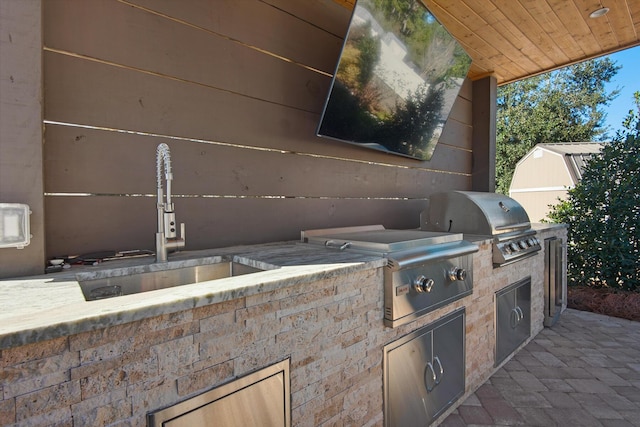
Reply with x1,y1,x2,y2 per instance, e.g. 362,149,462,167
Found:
495,278,531,366
386,328,434,427
429,311,465,420
384,308,465,427
515,280,531,346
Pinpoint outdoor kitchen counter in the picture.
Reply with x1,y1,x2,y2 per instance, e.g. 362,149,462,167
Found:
0,225,569,426
0,242,386,350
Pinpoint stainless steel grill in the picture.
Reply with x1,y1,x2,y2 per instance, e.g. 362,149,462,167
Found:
421,191,541,266
302,225,477,327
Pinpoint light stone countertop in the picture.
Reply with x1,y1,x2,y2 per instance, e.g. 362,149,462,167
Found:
531,222,568,232
0,241,386,350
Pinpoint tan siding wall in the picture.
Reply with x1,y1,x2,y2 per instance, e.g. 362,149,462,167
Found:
511,190,568,222
510,149,574,222
41,0,473,258
510,149,573,189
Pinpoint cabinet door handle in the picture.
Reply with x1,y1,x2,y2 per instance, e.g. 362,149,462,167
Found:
510,308,520,328
516,306,524,324
433,356,444,385
424,362,437,392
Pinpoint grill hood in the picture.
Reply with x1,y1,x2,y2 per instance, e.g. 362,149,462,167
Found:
421,191,531,236
421,191,541,266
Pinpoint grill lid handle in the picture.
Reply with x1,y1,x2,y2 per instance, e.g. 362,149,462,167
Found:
324,240,352,250
494,222,530,231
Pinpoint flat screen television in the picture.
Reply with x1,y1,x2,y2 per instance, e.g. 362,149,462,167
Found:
317,0,472,161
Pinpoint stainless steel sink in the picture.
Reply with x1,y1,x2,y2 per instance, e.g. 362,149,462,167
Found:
78,261,264,301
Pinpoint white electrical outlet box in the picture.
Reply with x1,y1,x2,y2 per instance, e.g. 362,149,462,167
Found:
0,203,32,249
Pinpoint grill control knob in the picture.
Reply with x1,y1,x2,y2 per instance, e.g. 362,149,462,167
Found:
449,267,467,281
413,276,435,293
509,242,519,252
518,241,528,249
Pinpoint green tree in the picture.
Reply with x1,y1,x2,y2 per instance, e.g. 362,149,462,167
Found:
335,23,381,105
496,58,620,194
548,92,640,291
371,0,425,37
377,83,444,157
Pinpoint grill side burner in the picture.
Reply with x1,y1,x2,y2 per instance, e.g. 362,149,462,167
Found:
302,225,478,328
421,191,541,266
383,243,474,327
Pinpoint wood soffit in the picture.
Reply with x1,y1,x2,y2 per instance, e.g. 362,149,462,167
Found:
333,0,640,85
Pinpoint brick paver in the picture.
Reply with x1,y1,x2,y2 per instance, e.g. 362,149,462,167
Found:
441,309,640,426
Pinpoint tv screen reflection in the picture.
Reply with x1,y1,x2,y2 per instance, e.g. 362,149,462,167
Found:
317,0,472,161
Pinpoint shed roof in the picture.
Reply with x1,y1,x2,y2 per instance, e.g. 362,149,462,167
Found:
534,142,604,181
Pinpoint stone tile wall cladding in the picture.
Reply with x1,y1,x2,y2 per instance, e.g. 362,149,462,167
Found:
0,228,564,426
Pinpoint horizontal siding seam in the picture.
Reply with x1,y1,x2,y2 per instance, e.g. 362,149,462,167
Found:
42,47,320,115
43,121,471,177
43,193,430,201
117,0,333,77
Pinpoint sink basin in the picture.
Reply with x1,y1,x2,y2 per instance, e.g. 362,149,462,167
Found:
78,261,264,301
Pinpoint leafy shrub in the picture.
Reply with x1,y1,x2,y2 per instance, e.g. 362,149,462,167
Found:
548,92,640,291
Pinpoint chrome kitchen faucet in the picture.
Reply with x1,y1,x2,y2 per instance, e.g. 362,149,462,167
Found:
155,143,185,262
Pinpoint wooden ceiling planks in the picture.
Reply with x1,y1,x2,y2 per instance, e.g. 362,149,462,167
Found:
606,0,638,43
333,0,640,85
491,0,570,67
548,1,603,54
574,0,621,51
631,0,640,25
524,1,587,61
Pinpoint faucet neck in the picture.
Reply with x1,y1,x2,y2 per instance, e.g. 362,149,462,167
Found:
155,143,185,262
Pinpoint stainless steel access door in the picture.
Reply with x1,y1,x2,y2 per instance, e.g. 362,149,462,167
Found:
148,359,290,427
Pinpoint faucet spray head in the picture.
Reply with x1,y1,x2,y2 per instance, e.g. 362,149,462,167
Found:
156,143,173,208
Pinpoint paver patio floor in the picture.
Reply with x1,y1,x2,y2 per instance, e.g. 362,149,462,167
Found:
441,309,640,426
